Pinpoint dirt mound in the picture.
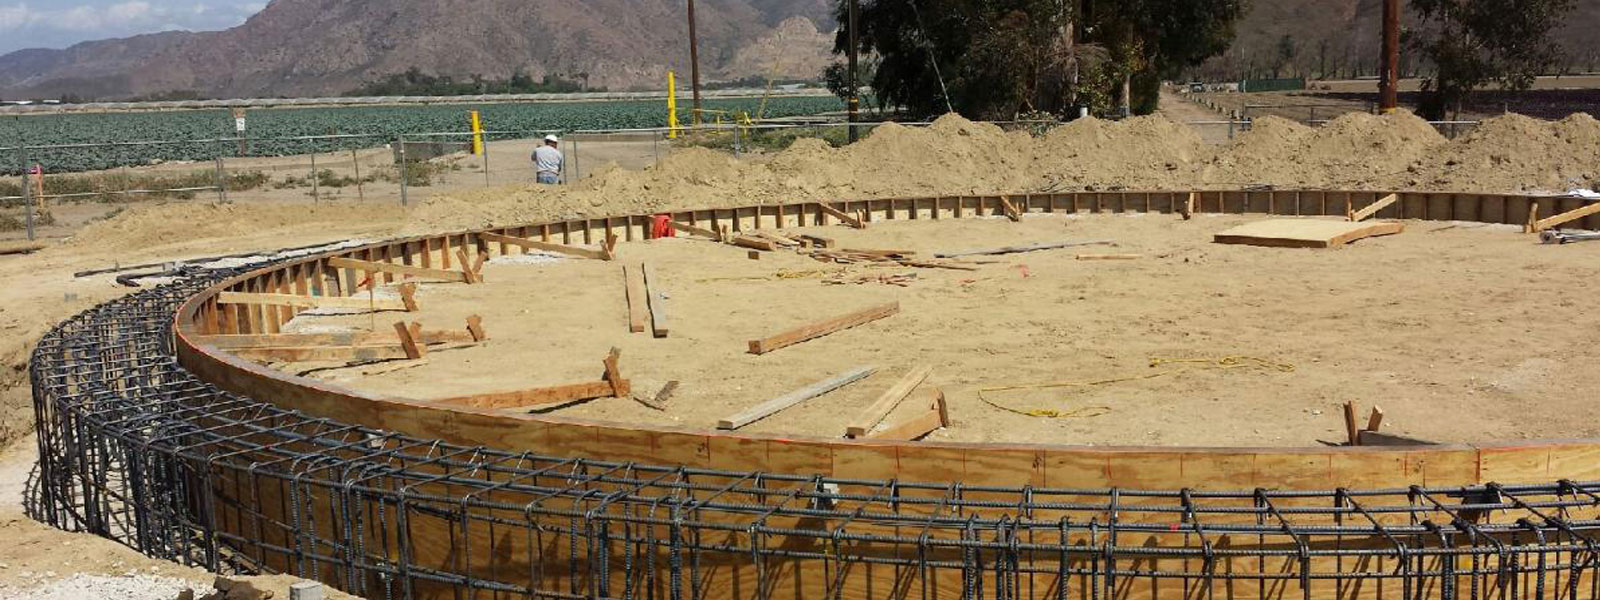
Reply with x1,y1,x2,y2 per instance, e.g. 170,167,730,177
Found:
64,201,405,254
1033,115,1208,190
1410,113,1600,192
1202,111,1445,189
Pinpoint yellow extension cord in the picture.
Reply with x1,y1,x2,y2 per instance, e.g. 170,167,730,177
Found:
976,356,1296,418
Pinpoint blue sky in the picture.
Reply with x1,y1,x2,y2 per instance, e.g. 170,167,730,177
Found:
0,0,264,55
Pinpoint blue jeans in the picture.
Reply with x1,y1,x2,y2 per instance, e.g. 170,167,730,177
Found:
537,172,559,185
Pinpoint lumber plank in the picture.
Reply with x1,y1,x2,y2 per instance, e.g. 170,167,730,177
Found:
196,330,475,349
796,234,836,248
1531,200,1600,232
643,263,669,338
466,315,488,341
668,221,722,241
747,302,900,355
230,345,411,363
218,291,410,312
897,259,980,271
1366,406,1385,432
633,380,679,411
1344,401,1360,446
717,365,876,430
730,235,778,251
397,283,419,312
434,381,625,410
1349,193,1399,222
623,265,649,333
845,365,931,438
935,240,1113,258
603,347,626,398
819,203,866,228
477,232,609,260
327,256,471,283
867,388,949,441
1075,253,1143,260
753,231,801,246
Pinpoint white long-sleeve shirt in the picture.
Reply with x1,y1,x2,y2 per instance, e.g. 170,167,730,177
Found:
533,145,563,175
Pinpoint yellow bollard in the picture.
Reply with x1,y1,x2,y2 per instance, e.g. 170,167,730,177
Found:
667,71,680,140
469,110,484,155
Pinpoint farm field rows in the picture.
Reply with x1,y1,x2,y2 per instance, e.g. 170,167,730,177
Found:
0,96,843,174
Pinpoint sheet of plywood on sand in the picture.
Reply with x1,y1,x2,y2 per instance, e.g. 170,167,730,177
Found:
1213,219,1405,249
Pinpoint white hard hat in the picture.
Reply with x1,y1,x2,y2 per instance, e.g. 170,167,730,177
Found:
544,135,560,143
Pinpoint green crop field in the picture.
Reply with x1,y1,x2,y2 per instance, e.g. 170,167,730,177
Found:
0,96,843,175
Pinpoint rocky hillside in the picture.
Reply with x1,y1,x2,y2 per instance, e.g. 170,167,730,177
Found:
0,0,837,100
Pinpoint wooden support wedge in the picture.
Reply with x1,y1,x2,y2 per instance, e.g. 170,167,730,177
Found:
1525,202,1541,233
845,365,931,438
623,265,649,333
1366,406,1385,432
643,263,669,338
730,236,778,251
394,321,426,359
477,232,609,260
328,257,470,283
218,291,410,312
748,302,900,355
398,283,419,312
866,387,949,441
466,315,488,342
1531,200,1600,233
819,203,866,228
999,196,1022,222
603,347,627,398
603,233,619,261
717,365,876,430
1349,193,1399,222
668,221,722,241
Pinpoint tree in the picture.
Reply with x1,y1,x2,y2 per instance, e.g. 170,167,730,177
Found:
1408,0,1574,120
828,0,1243,120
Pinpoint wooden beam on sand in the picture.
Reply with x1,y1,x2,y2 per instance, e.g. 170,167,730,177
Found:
819,203,866,228
218,291,413,312
1530,200,1600,233
845,365,930,438
1349,193,1399,222
796,234,836,249
466,315,488,342
718,365,876,430
730,236,778,252
668,221,722,241
866,387,949,441
623,265,649,333
633,380,679,411
753,231,802,247
478,232,610,260
643,263,669,338
935,240,1113,259
747,302,899,355
1075,253,1143,261
394,321,426,359
328,257,472,284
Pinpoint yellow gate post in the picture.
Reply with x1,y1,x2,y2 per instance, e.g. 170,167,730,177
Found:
469,110,484,156
667,71,681,140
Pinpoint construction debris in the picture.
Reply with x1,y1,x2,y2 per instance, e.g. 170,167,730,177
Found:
846,365,931,437
935,240,1114,258
747,302,900,355
866,387,949,441
643,263,669,338
1540,229,1600,244
823,272,919,287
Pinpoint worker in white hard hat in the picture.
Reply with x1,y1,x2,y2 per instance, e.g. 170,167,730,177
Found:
532,134,563,184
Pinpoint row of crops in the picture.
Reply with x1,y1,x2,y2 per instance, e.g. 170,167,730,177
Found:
0,96,843,175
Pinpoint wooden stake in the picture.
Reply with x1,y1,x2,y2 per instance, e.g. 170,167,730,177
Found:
730,236,778,251
466,315,488,342
603,232,619,261
603,347,627,398
845,365,931,437
1525,201,1541,233
747,302,900,355
1182,192,1197,220
1366,406,1385,432
1344,401,1360,447
398,283,419,312
717,366,876,430
643,263,669,338
1075,253,1143,261
999,196,1022,222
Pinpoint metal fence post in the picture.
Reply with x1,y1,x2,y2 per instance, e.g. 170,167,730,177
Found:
19,146,34,241
351,147,365,202
309,146,320,203
482,135,492,186
398,136,409,206
568,136,579,184
214,155,228,203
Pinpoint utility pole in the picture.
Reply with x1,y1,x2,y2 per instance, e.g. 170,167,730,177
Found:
1380,0,1399,113
687,0,704,125
847,0,860,142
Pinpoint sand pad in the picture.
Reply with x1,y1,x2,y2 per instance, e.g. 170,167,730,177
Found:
1214,219,1405,248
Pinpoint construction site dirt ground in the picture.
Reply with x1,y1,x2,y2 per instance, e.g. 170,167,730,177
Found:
281,213,1600,447
1,96,1599,594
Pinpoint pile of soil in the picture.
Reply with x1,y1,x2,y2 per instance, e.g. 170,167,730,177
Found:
415,109,1596,234
64,201,405,255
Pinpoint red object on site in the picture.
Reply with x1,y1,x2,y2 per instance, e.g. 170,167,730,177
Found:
651,214,677,239
1016,264,1032,278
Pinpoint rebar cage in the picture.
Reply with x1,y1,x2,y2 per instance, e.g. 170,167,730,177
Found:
27,250,1600,600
